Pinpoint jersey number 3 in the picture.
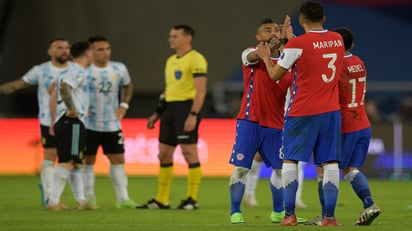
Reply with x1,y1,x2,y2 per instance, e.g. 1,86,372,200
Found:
322,53,337,83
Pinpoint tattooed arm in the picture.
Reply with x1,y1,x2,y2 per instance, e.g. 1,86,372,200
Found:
60,82,78,118
0,79,30,95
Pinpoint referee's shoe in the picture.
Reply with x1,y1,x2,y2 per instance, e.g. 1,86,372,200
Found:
176,197,199,210
136,198,170,209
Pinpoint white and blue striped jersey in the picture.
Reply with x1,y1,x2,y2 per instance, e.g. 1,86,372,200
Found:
55,63,89,125
22,61,72,126
86,61,131,132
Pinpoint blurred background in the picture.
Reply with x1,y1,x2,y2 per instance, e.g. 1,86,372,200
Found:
0,0,411,119
0,0,411,178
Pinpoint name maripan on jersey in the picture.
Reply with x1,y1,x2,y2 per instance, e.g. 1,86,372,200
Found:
347,64,365,73
312,40,343,49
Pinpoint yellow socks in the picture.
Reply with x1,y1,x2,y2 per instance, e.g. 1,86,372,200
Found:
156,164,174,205
187,163,202,200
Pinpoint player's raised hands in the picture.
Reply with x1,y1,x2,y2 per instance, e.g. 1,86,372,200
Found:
268,37,281,50
281,15,294,40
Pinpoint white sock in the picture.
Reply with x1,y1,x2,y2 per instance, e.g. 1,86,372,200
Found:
48,166,69,206
229,166,249,185
296,162,304,201
110,164,129,202
245,160,262,196
40,160,55,198
344,169,360,182
270,168,283,189
323,163,340,190
69,168,86,203
282,163,298,187
82,164,96,200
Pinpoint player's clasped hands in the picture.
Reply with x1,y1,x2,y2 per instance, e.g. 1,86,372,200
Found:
255,42,271,59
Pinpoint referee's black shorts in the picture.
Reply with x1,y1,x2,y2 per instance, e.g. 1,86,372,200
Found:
159,100,200,146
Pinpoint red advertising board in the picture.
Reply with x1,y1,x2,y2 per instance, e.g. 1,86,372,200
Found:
0,118,236,176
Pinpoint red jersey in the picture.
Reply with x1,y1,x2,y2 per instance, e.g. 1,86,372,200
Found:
278,30,345,116
237,48,292,129
339,54,370,133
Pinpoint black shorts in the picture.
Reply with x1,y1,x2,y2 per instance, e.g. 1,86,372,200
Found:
84,130,125,155
40,125,56,148
159,100,200,146
54,115,86,164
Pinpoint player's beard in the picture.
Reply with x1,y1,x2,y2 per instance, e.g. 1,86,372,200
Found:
55,55,69,65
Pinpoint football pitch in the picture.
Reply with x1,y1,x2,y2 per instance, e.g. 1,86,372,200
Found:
0,175,411,230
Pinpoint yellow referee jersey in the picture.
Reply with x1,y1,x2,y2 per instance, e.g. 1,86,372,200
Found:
164,50,207,102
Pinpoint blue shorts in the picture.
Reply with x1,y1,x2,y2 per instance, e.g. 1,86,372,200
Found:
229,119,283,169
339,127,371,169
283,111,341,165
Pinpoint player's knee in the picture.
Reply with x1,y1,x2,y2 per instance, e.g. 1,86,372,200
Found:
43,148,58,161
158,152,173,163
73,163,83,169
83,155,96,165
107,154,124,164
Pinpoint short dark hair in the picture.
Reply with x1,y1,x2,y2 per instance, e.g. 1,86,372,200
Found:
173,25,195,37
334,27,354,51
88,34,109,44
48,36,68,47
70,41,90,59
260,18,274,26
300,1,324,22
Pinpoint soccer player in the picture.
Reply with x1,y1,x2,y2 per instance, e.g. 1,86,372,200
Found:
255,2,345,226
229,18,306,224
306,27,381,227
335,27,381,225
0,37,71,206
137,25,207,210
46,41,98,210
82,35,136,208
244,87,307,209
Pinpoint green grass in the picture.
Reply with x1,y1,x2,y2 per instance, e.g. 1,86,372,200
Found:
0,176,411,230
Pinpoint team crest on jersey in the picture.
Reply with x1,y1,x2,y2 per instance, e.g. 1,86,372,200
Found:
112,74,118,81
175,70,182,80
236,153,245,161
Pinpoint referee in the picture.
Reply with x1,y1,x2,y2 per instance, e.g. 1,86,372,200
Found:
138,25,207,210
